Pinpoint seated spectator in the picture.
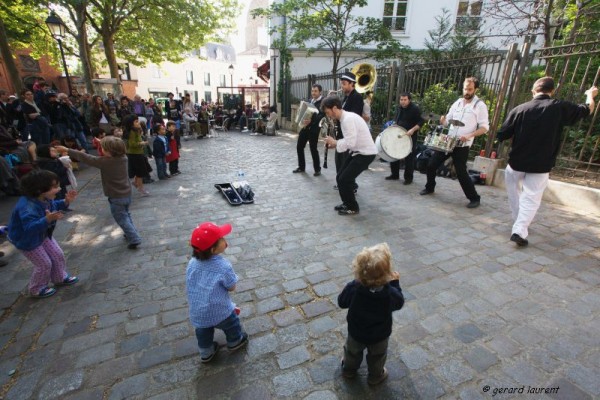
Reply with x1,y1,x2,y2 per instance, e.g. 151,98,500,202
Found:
35,145,70,200
0,125,36,165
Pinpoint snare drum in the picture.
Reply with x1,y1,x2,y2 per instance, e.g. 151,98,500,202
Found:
424,129,459,153
375,125,412,162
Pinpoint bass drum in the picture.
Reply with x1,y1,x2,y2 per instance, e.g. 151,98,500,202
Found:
375,125,412,162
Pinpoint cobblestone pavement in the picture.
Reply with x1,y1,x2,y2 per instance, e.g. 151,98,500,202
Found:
0,130,599,400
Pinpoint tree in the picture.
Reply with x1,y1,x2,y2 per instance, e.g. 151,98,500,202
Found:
0,0,58,93
56,0,97,94
253,0,404,82
482,0,597,47
421,8,486,63
423,8,453,62
85,0,237,83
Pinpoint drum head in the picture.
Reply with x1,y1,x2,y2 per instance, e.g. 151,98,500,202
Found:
376,125,412,161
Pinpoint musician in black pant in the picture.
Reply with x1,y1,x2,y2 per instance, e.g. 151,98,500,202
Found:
293,84,324,176
324,97,377,216
335,72,364,191
385,93,424,185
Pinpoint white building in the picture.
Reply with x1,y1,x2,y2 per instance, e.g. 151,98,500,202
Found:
269,0,538,77
116,0,270,105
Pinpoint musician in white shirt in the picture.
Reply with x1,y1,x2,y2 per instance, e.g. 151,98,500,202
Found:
420,77,489,209
324,96,377,215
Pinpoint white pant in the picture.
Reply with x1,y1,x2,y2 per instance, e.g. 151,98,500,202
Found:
505,164,549,238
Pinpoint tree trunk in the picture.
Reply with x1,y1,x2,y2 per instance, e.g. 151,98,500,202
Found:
101,28,122,95
0,17,24,94
543,0,555,47
74,2,94,94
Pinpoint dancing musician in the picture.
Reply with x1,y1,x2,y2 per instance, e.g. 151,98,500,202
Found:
420,77,489,209
334,72,364,191
323,96,377,216
497,77,597,247
385,92,424,185
293,84,324,176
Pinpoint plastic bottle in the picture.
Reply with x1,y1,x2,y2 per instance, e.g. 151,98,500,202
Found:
480,166,487,183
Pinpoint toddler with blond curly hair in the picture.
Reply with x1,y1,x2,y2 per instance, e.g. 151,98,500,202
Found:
337,242,404,385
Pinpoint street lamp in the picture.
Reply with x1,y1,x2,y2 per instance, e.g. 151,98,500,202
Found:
228,64,234,94
45,11,72,94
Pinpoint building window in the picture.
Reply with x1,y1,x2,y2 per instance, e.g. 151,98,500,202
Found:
204,91,212,103
383,0,408,33
220,74,227,87
186,70,194,85
204,72,211,86
456,1,482,32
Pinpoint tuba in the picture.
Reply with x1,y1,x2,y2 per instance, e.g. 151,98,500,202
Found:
351,63,377,93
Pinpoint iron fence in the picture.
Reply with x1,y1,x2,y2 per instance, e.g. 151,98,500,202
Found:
284,38,600,187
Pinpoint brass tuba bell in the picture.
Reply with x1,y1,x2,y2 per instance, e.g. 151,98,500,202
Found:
351,63,377,94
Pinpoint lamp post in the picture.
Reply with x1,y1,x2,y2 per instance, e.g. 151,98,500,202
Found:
228,64,234,94
45,11,72,94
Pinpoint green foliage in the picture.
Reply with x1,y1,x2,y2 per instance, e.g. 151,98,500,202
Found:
252,0,404,76
0,0,59,61
417,82,458,117
423,8,453,62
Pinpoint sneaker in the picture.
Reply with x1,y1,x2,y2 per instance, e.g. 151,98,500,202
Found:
138,189,150,197
367,367,388,385
341,359,357,379
55,275,79,286
200,342,219,363
338,208,359,216
313,170,321,176
419,189,434,195
403,179,413,185
128,243,140,250
385,175,399,180
32,287,56,298
292,168,305,173
510,233,529,247
334,203,346,211
227,333,248,352
466,199,480,209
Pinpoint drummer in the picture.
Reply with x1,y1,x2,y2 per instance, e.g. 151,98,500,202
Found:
420,77,489,209
385,92,424,185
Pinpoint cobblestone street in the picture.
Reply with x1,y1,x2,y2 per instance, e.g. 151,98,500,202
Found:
1,130,599,399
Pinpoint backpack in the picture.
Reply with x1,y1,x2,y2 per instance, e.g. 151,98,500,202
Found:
415,145,433,174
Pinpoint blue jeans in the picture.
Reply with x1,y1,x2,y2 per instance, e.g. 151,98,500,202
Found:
108,196,141,245
195,311,245,358
155,156,167,178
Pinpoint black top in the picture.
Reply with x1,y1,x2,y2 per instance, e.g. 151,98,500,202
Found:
497,94,590,173
337,89,364,139
21,101,40,123
395,102,424,131
338,279,404,344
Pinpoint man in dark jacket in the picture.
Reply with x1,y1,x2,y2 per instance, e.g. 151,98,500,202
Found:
385,92,424,184
497,77,597,247
293,84,324,176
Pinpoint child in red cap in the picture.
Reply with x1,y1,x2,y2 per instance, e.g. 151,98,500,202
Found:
186,222,248,363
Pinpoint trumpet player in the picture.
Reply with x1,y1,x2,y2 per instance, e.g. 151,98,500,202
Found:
293,84,324,176
323,96,377,216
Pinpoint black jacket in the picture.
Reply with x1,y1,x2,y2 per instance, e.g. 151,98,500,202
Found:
337,89,364,139
497,95,590,173
395,102,424,131
338,279,404,344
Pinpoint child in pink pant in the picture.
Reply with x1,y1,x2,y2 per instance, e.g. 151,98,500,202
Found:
8,170,79,298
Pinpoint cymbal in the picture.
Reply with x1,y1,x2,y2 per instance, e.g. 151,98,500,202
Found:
447,119,465,127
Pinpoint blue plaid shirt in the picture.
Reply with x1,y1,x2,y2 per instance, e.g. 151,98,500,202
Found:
186,255,238,328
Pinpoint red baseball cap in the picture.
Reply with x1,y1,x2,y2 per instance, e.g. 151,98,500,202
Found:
190,222,232,251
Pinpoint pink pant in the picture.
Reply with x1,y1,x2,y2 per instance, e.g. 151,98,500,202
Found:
22,238,68,295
